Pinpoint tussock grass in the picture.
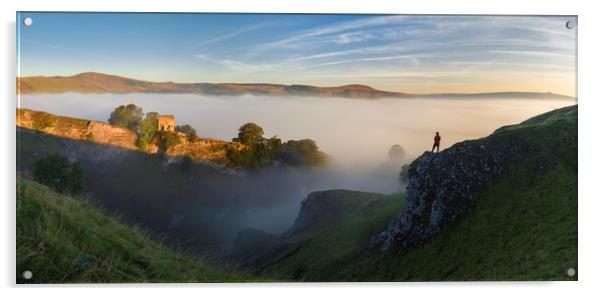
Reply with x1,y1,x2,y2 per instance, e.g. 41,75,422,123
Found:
16,178,245,283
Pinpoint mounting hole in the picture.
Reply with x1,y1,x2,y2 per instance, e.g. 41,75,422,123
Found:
565,21,575,30
567,268,576,277
22,270,33,280
23,17,33,26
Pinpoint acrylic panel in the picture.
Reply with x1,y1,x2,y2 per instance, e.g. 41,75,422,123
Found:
16,12,577,283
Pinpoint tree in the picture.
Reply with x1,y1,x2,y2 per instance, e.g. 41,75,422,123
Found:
175,124,198,141
32,154,86,194
280,139,327,166
233,123,264,146
31,112,53,131
108,104,143,132
388,144,406,160
156,131,181,151
138,112,159,151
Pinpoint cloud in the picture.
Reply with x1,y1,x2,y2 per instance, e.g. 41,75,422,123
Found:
198,24,265,46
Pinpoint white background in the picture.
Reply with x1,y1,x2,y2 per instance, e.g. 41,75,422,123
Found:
1,0,600,295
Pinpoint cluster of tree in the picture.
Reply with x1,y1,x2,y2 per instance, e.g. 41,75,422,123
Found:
108,104,197,151
226,123,327,168
32,154,85,194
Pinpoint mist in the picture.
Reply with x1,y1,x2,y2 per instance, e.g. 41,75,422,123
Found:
18,93,575,250
19,93,575,165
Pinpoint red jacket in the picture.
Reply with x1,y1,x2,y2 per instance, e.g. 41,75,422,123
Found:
434,134,441,144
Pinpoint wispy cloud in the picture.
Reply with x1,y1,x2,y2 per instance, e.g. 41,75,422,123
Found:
198,24,265,46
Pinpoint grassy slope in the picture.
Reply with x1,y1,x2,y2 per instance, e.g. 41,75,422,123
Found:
259,105,577,281
16,178,246,283
259,192,405,280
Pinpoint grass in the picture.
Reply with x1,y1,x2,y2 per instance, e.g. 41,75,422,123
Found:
334,164,577,281
16,178,247,283
259,191,405,280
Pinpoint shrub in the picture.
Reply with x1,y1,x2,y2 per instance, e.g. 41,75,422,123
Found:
32,154,86,194
156,131,181,151
31,112,53,131
137,112,159,151
233,123,264,146
108,104,143,132
175,124,198,141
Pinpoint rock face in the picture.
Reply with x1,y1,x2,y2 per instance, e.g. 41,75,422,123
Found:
371,105,577,252
371,140,512,251
17,108,240,165
17,108,138,150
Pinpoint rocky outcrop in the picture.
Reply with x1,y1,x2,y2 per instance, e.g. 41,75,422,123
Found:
17,108,241,165
17,108,138,150
370,142,509,251
371,105,578,251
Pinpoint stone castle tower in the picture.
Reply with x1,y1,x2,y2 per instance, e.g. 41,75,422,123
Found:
158,115,175,132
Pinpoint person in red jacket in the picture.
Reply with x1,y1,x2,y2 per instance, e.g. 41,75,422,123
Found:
432,131,441,153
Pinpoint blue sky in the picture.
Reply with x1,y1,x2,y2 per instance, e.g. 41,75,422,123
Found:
17,13,576,95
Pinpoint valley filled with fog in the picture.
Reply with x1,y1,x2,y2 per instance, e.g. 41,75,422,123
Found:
19,94,576,247
20,93,575,165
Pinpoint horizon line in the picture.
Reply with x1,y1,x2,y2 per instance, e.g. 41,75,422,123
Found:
17,71,576,97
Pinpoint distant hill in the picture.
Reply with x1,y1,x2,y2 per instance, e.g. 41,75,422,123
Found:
17,72,413,99
421,91,574,100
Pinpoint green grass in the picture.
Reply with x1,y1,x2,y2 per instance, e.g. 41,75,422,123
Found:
16,178,247,283
259,191,405,280
258,105,577,281
334,164,577,281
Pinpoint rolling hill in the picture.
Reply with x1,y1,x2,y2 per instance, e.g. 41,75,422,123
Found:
17,72,413,99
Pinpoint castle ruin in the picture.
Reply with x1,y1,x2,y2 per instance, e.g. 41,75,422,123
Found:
158,115,175,132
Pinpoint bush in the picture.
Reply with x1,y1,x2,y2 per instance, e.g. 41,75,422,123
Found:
32,154,86,194
226,123,327,168
280,139,327,166
156,131,181,151
138,112,159,151
108,104,143,132
175,124,198,141
388,144,406,160
31,112,53,131
233,123,264,146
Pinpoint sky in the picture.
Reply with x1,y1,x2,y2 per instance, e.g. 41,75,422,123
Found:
17,13,577,96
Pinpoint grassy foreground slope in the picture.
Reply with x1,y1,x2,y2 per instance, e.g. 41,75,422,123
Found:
258,191,405,280
16,178,244,283
259,105,577,281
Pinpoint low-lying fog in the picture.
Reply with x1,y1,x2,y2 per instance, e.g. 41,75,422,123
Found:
20,93,575,164
19,94,575,245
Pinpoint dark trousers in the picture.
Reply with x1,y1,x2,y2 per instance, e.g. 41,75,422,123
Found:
432,143,440,152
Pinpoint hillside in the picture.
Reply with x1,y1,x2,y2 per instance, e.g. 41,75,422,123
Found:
18,72,413,99
17,108,239,165
16,126,260,251
244,105,577,281
16,178,245,283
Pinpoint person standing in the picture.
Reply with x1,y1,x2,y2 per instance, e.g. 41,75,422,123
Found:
432,131,441,153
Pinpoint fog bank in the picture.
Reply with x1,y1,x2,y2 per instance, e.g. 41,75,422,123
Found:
20,93,575,166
